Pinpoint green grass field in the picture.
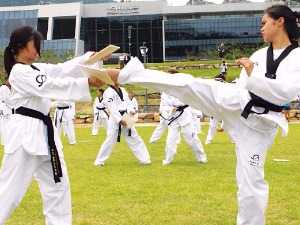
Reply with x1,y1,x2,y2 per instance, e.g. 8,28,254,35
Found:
1,124,300,225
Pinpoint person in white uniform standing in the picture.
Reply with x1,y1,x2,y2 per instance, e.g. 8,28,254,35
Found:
94,85,151,166
161,93,207,165
0,26,103,225
0,83,11,146
92,89,109,135
205,117,224,144
54,101,76,145
149,92,172,143
104,5,300,224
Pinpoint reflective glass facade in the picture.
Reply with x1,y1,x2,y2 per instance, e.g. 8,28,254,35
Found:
165,14,263,60
43,39,77,55
81,15,163,62
0,10,38,48
0,0,114,7
0,10,75,55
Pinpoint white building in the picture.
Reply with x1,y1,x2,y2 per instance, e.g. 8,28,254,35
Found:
0,0,299,61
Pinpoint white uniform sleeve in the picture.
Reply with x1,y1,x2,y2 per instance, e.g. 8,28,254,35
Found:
103,90,122,123
34,52,102,79
9,64,91,101
245,53,300,105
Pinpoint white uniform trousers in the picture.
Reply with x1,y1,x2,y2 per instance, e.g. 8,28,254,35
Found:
205,117,225,144
94,127,151,165
205,117,218,144
164,122,206,164
0,147,71,225
57,120,76,145
149,118,168,143
91,117,108,136
234,119,277,225
193,117,202,134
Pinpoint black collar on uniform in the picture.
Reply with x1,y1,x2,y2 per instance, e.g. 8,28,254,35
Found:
110,85,124,101
17,61,40,71
266,43,298,79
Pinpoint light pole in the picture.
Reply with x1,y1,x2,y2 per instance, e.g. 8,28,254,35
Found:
128,25,132,56
139,42,149,112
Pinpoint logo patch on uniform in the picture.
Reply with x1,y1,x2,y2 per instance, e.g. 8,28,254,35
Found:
249,154,260,167
36,74,47,87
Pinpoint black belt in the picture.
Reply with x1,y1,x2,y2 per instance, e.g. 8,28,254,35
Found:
55,106,71,127
168,105,189,125
96,106,109,119
117,110,131,142
13,106,62,183
57,106,70,110
241,92,284,119
159,113,168,121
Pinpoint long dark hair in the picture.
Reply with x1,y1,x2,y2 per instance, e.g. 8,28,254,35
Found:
4,26,43,77
265,5,300,44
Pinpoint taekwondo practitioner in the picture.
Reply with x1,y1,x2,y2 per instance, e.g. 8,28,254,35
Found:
92,89,109,135
0,26,104,225
161,93,207,165
94,85,151,166
54,101,77,145
205,117,224,144
0,83,11,145
103,5,300,225
149,92,172,143
149,69,182,144
219,60,228,81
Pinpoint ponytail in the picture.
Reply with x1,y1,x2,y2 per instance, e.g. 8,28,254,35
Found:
4,46,16,77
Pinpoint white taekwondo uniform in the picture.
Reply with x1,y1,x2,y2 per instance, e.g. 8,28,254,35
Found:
117,44,300,225
149,92,172,143
91,96,109,135
94,86,151,166
0,52,93,225
191,107,203,135
0,85,11,146
161,93,207,165
129,96,138,113
205,117,224,144
54,101,76,145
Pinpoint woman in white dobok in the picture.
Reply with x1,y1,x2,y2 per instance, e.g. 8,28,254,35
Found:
103,5,300,225
0,26,103,225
